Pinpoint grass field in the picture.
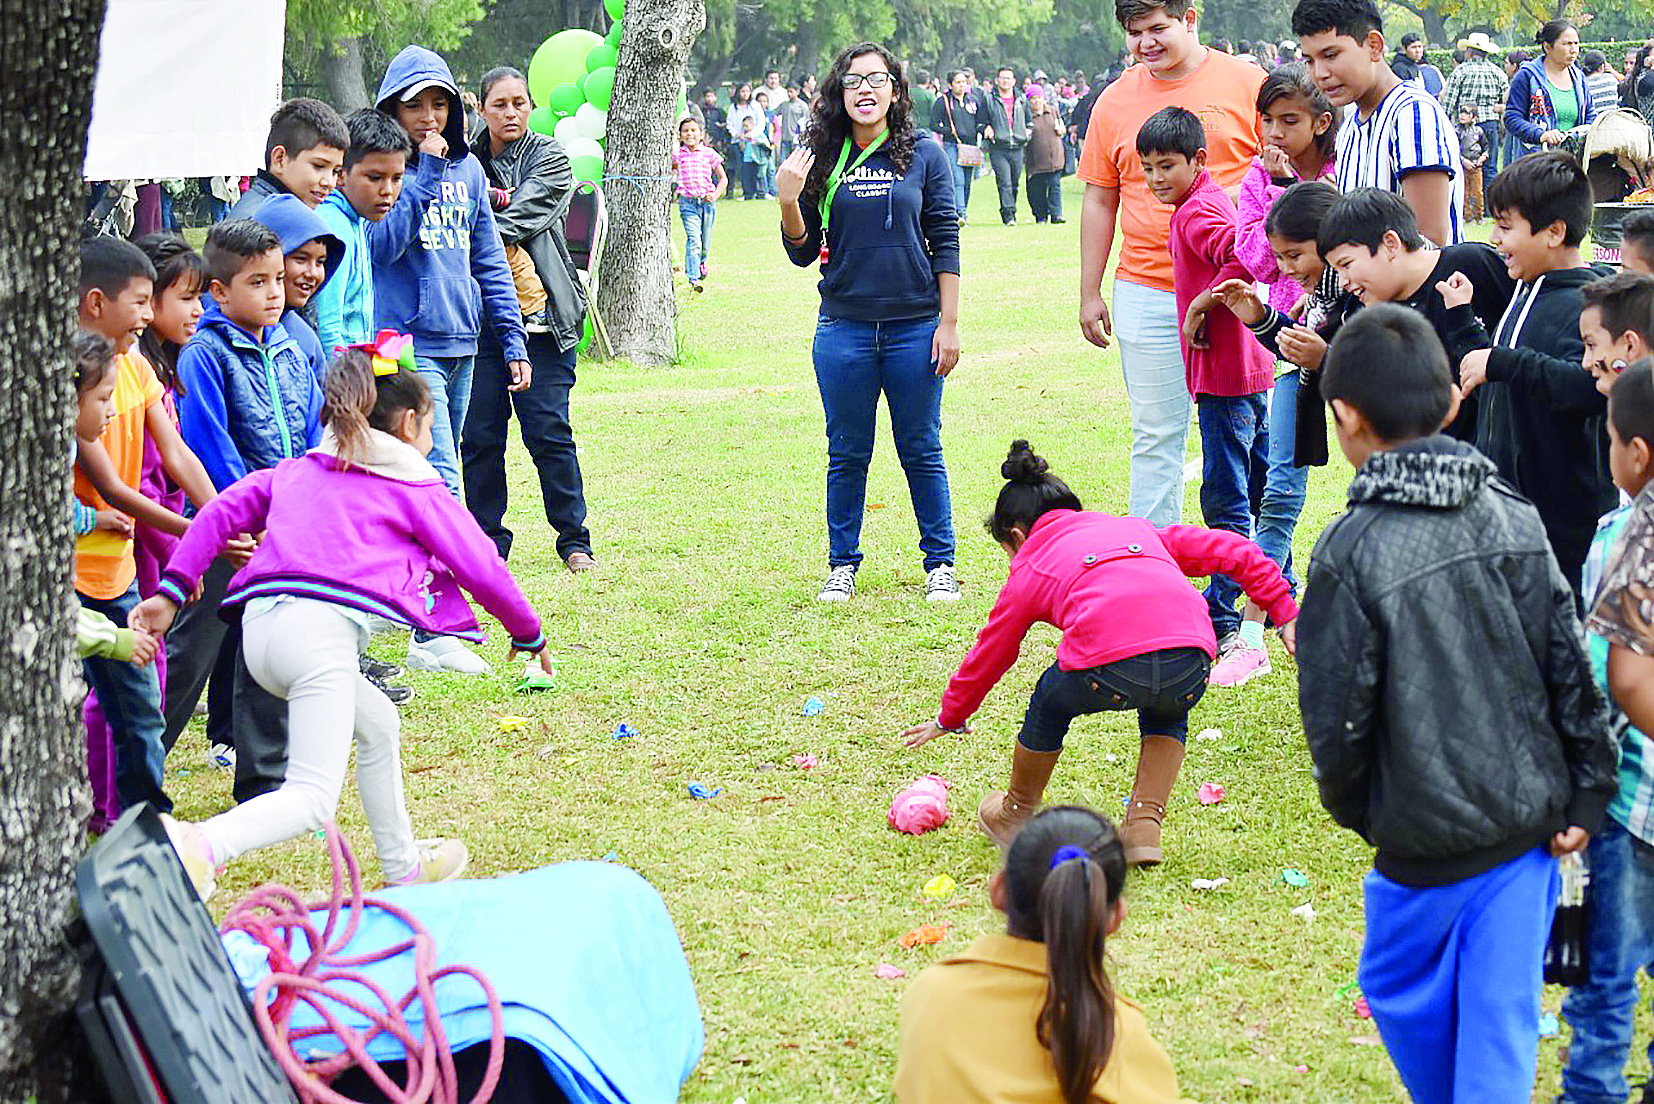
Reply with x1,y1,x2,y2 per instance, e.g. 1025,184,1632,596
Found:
170,176,1651,1102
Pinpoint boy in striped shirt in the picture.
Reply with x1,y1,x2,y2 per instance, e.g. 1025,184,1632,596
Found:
1292,0,1464,246
672,117,727,289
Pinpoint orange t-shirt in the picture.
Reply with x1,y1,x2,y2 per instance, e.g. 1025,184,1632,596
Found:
1078,50,1265,293
74,351,163,599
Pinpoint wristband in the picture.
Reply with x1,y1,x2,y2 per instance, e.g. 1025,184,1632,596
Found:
939,718,971,734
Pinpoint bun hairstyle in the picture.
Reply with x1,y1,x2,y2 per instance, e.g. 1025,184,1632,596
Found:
988,440,1083,545
1536,18,1573,49
1003,806,1128,1104
73,330,117,394
320,347,433,464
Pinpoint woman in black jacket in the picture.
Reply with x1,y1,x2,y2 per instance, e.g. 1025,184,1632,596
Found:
463,66,596,573
929,70,981,224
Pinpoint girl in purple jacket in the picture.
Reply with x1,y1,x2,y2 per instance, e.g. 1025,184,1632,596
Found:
134,337,553,899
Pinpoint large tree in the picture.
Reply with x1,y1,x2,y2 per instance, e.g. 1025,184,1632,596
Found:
0,0,109,1100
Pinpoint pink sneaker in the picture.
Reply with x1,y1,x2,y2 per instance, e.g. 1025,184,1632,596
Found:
1208,642,1271,688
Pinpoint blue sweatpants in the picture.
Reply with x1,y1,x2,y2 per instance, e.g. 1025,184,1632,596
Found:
1359,846,1558,1104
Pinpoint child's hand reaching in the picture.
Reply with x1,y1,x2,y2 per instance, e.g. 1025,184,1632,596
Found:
1277,326,1327,370
129,627,159,666
96,509,133,536
901,718,967,749
1278,618,1297,657
1210,279,1267,325
513,644,555,677
1435,271,1474,310
130,595,179,638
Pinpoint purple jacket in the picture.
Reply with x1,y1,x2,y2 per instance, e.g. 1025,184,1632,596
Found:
157,430,544,649
1234,157,1336,315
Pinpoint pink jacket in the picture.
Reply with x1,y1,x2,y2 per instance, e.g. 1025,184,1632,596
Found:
1169,171,1274,397
938,509,1297,728
1234,157,1337,315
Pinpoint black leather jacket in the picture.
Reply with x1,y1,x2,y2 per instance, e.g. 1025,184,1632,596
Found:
470,126,588,352
1297,436,1616,885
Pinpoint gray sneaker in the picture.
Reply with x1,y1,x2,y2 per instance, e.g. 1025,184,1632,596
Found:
817,565,856,601
925,565,961,602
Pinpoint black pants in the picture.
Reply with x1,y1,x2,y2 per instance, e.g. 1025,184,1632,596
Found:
161,557,288,802
1018,647,1211,751
463,329,591,562
738,159,761,199
988,146,1024,222
1027,170,1062,222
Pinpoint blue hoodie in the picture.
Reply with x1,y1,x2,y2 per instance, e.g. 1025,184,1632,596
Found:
314,190,375,352
177,301,324,491
370,46,528,363
250,194,344,379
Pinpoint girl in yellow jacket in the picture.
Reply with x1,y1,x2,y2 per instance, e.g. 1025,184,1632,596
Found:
894,806,1182,1104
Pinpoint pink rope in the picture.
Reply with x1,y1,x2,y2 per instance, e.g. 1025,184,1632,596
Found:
220,824,506,1104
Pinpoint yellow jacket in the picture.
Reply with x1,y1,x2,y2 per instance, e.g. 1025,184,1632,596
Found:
894,934,1183,1104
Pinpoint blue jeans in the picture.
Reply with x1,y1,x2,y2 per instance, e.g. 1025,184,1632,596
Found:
79,584,170,813
1113,280,1191,527
812,315,955,571
941,142,972,220
1559,819,1654,1104
1361,847,1558,1104
678,196,715,279
1018,649,1211,750
1480,120,1501,177
1027,170,1063,221
1255,371,1307,594
1196,392,1269,637
413,353,475,500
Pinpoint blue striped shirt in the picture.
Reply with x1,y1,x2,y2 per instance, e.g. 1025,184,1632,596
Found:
1336,81,1465,245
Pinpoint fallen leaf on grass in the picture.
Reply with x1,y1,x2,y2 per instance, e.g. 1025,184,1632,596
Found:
899,923,949,948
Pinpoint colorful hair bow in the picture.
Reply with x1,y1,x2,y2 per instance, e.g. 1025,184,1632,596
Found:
338,330,416,377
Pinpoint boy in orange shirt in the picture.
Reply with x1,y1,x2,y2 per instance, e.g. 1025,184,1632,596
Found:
1077,0,1264,537
75,238,219,813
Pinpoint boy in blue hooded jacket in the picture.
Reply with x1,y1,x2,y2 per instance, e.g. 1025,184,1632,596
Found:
250,194,343,380
373,44,530,675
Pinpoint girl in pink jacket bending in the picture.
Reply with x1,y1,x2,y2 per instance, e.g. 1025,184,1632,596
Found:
903,441,1298,866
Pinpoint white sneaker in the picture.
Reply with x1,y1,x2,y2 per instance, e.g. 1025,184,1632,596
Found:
925,565,962,602
207,742,235,770
406,635,492,675
817,565,856,601
390,838,470,885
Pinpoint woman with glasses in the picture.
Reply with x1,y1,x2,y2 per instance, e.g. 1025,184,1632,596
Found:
776,42,964,604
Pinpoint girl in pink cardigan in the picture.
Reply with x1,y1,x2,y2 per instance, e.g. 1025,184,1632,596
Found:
903,441,1297,867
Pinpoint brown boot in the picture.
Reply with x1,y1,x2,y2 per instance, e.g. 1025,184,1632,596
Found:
977,745,1061,848
1121,735,1187,867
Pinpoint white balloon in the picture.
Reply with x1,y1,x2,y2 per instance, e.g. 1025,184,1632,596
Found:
575,102,608,139
554,115,581,143
562,135,604,163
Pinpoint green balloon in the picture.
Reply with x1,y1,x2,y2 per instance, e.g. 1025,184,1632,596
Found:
585,67,616,111
577,313,594,354
603,0,624,20
549,81,585,117
528,105,557,134
585,43,618,73
571,153,605,184
528,29,603,102
605,20,622,48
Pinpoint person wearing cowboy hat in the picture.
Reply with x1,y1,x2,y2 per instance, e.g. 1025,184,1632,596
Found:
1442,32,1509,176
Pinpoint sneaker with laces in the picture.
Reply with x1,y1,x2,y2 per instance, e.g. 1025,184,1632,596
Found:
390,838,470,885
925,565,962,602
207,742,236,770
160,814,219,902
1208,642,1271,688
406,635,492,675
360,655,403,682
523,308,551,334
817,565,856,601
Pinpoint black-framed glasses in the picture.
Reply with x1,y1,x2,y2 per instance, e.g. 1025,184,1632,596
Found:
841,73,892,90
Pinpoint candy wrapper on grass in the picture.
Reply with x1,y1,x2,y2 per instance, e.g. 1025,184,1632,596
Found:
889,775,951,834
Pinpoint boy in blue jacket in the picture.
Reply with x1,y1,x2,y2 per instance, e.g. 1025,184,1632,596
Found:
250,194,342,380
314,110,411,354
372,44,530,675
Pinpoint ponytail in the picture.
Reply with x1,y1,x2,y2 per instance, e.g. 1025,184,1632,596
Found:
987,439,1083,545
321,343,432,464
1003,806,1127,1104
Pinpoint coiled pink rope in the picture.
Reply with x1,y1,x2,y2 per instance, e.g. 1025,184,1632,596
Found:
220,824,506,1104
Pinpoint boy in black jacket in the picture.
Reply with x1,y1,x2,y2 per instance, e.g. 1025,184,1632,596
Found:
1297,304,1615,1104
1440,151,1616,596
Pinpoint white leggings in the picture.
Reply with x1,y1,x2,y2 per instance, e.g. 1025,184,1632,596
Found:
198,596,419,881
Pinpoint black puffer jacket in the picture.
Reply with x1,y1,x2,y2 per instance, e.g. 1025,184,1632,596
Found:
1297,435,1616,886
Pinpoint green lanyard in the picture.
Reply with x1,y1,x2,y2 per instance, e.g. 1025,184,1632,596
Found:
817,131,888,263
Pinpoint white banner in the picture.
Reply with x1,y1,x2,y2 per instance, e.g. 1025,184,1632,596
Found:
84,0,287,180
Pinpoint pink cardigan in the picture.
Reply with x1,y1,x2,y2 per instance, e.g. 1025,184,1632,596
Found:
1169,171,1274,397
938,509,1297,728
1234,157,1337,314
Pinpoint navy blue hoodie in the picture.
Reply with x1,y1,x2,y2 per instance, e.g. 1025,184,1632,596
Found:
782,137,960,321
370,46,528,363
250,193,343,379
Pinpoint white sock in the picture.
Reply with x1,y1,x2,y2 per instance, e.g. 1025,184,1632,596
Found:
1238,620,1267,651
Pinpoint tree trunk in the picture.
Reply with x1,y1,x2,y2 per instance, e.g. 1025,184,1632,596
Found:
322,35,372,113
0,0,108,1101
597,0,706,365
1423,8,1449,50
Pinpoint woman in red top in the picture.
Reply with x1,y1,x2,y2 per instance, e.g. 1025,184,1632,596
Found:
903,441,1298,866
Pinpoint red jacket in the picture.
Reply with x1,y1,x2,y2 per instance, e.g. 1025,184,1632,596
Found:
1169,170,1274,397
938,509,1297,728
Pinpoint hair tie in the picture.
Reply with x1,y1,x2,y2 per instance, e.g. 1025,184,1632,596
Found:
338,329,416,377
1049,844,1089,869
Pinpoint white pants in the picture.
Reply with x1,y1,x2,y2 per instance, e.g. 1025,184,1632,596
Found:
1112,279,1192,527
198,596,419,881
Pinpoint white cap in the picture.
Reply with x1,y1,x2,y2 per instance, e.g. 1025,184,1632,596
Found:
400,77,456,103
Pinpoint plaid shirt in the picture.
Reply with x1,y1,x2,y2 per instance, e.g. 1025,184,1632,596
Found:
1440,58,1509,120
